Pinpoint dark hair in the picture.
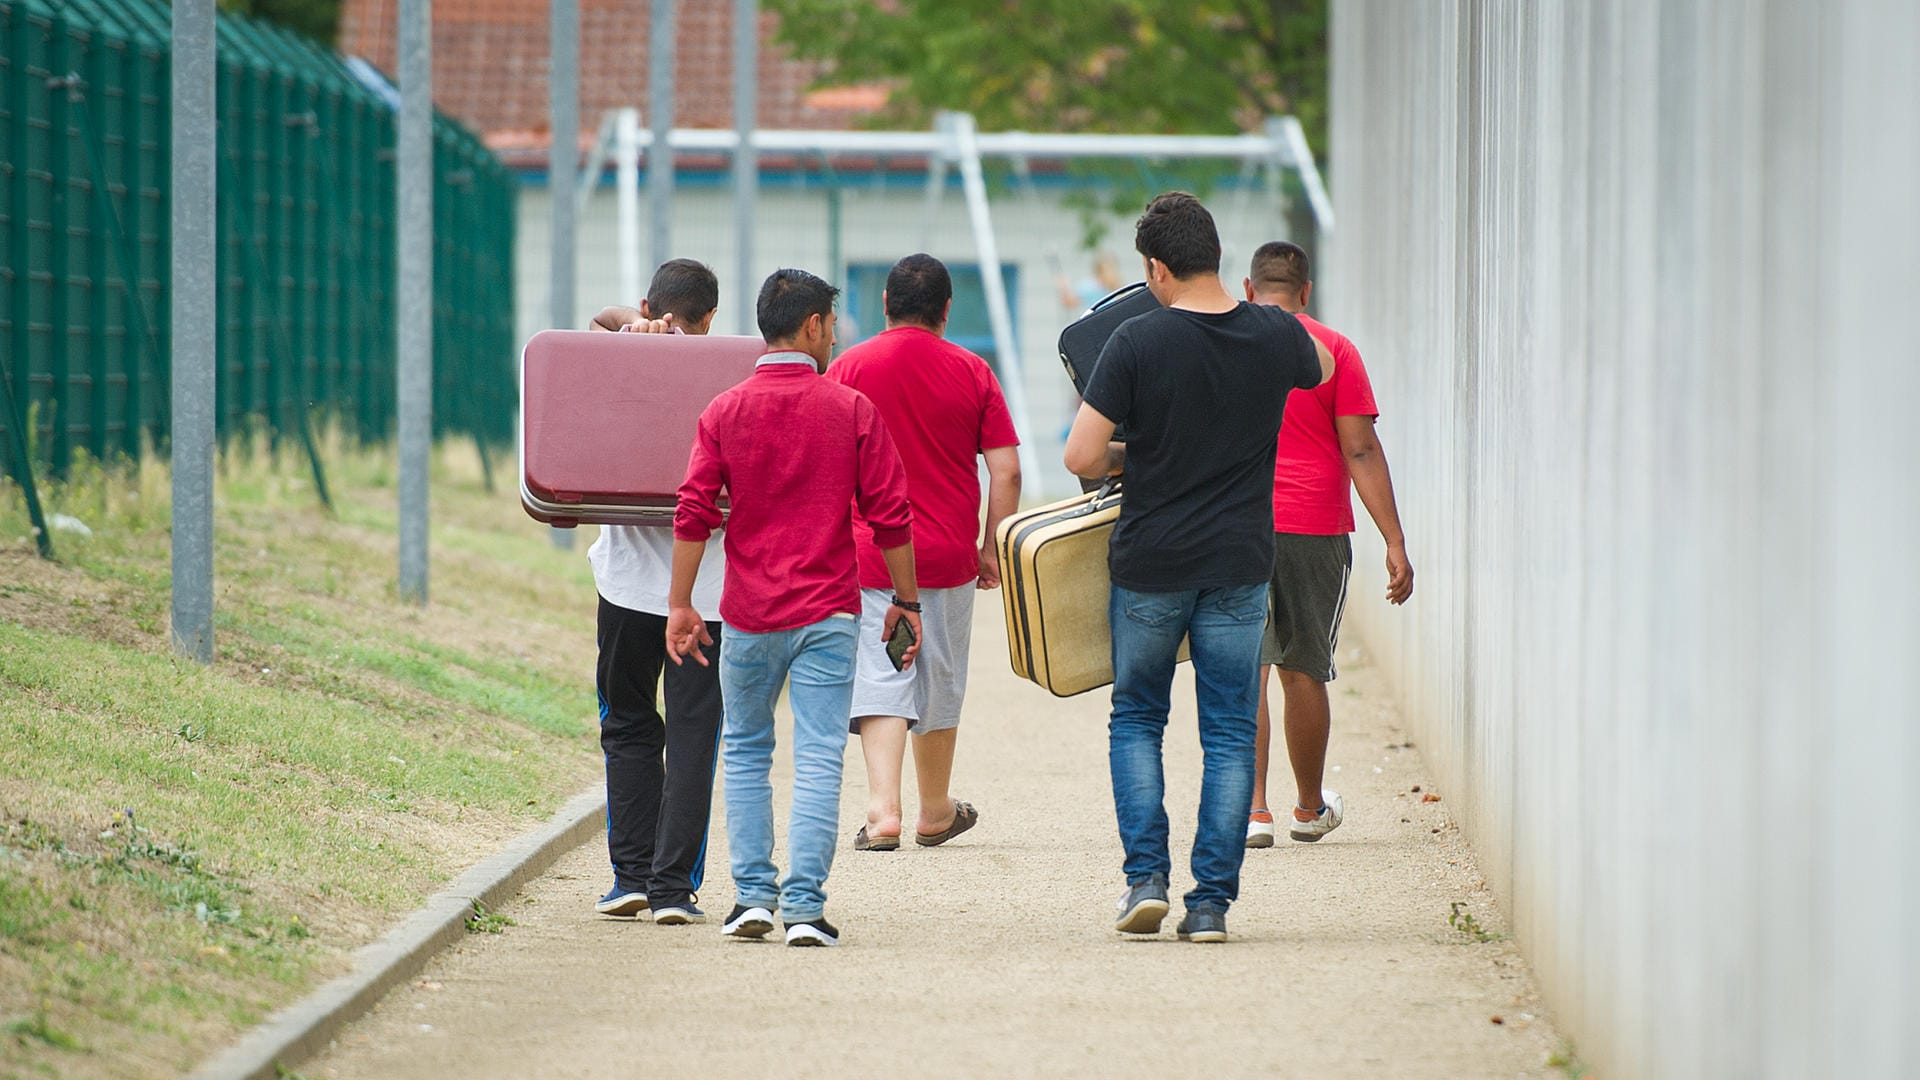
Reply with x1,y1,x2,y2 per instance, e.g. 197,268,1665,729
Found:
1133,191,1221,279
1248,241,1310,295
645,258,719,325
756,268,839,343
883,253,952,327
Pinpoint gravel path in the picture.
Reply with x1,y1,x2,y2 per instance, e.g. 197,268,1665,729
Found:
310,599,1561,1078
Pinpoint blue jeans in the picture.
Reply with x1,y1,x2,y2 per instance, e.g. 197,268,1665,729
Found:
1108,582,1267,913
719,615,857,921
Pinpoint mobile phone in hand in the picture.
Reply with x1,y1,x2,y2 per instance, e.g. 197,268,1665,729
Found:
886,615,917,672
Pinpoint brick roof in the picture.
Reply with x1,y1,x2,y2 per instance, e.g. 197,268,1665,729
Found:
337,0,887,163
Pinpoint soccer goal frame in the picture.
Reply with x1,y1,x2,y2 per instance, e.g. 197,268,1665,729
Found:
575,111,1334,489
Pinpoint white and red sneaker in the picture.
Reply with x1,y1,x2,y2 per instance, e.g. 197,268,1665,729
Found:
1246,808,1276,849
1289,790,1345,842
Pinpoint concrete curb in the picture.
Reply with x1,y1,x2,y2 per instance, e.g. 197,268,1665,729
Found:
187,786,606,1080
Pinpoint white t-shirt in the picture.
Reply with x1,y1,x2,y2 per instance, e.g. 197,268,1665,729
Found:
587,524,725,618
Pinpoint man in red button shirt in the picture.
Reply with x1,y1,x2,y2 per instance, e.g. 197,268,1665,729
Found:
826,254,1023,853
667,268,921,948
1241,242,1414,848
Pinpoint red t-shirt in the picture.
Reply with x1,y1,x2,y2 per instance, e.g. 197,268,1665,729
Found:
826,326,1020,590
1272,313,1379,535
675,355,913,633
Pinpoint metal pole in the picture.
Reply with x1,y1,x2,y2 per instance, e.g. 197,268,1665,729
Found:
946,111,1044,490
1,351,53,560
575,110,615,212
648,0,674,276
1268,115,1334,235
733,0,757,332
548,0,578,549
616,109,642,303
170,0,216,661
918,156,945,250
550,0,578,330
396,0,433,602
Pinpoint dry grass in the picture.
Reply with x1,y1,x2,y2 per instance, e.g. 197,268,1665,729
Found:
0,437,604,1078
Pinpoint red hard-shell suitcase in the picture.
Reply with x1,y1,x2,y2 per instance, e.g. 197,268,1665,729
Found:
519,329,763,528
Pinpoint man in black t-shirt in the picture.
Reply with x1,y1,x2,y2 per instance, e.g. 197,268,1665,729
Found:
1065,192,1332,944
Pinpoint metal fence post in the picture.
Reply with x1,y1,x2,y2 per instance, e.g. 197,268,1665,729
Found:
171,0,216,662
733,0,756,332
647,0,673,277
396,0,432,602
547,0,579,550
549,0,578,331
0,354,53,559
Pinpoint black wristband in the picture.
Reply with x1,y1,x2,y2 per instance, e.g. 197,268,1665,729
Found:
891,596,922,613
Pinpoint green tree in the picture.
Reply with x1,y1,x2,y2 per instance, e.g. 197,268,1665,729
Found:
219,0,342,47
768,0,1328,154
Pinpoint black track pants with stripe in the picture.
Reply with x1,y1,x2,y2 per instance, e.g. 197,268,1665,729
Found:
597,596,724,908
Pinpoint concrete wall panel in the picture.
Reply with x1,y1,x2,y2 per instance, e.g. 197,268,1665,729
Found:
1328,3,1918,1075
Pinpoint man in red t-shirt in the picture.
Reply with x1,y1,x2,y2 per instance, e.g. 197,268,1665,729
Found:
1242,242,1414,848
825,254,1023,852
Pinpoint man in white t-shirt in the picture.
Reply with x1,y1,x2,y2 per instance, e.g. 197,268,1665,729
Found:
586,259,727,925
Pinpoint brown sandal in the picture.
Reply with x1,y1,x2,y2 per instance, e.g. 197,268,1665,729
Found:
853,825,900,852
914,800,979,847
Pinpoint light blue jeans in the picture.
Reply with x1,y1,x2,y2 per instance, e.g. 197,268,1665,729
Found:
1108,582,1267,913
719,615,858,921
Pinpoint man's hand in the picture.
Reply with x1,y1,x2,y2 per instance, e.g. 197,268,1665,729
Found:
1385,544,1413,605
619,312,676,334
976,542,1001,590
881,604,924,669
664,606,713,666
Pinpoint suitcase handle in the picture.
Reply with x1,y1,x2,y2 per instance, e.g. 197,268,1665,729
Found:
1071,476,1122,517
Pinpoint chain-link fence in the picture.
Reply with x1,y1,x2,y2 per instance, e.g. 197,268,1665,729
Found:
0,0,515,502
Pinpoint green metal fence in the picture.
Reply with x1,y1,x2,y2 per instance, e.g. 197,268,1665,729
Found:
0,0,515,504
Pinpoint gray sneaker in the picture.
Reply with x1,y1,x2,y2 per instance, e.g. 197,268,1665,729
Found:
1114,873,1170,935
1176,909,1228,944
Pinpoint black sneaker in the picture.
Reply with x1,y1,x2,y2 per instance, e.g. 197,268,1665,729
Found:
720,904,776,939
783,918,840,947
1176,909,1228,944
1114,873,1170,935
651,901,707,925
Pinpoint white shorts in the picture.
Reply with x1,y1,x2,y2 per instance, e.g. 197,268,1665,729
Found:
850,586,975,734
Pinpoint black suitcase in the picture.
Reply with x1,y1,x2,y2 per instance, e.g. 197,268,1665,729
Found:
1057,281,1159,491
1056,281,1159,399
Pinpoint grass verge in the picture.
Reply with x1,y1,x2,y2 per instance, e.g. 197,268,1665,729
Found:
0,437,601,1079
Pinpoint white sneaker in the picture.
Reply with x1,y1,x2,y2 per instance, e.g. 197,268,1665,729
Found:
1289,790,1344,842
1245,809,1276,849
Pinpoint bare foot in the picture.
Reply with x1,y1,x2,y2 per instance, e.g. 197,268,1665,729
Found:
915,798,957,837
864,810,902,840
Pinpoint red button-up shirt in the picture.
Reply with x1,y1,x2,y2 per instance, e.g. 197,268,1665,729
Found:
674,353,913,633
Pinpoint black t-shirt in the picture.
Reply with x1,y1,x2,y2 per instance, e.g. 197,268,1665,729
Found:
1081,302,1322,592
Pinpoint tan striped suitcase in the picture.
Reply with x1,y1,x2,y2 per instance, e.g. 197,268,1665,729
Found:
995,481,1187,697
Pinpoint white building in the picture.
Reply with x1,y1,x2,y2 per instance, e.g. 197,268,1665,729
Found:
521,167,1306,500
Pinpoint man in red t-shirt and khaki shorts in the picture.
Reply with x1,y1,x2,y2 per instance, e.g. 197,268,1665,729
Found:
827,254,1023,852
1242,242,1414,847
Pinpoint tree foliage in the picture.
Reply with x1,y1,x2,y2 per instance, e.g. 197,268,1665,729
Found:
768,0,1328,155
219,0,342,47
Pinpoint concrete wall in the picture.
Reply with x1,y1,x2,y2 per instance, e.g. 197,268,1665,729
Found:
515,179,1299,501
1326,3,1918,1076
